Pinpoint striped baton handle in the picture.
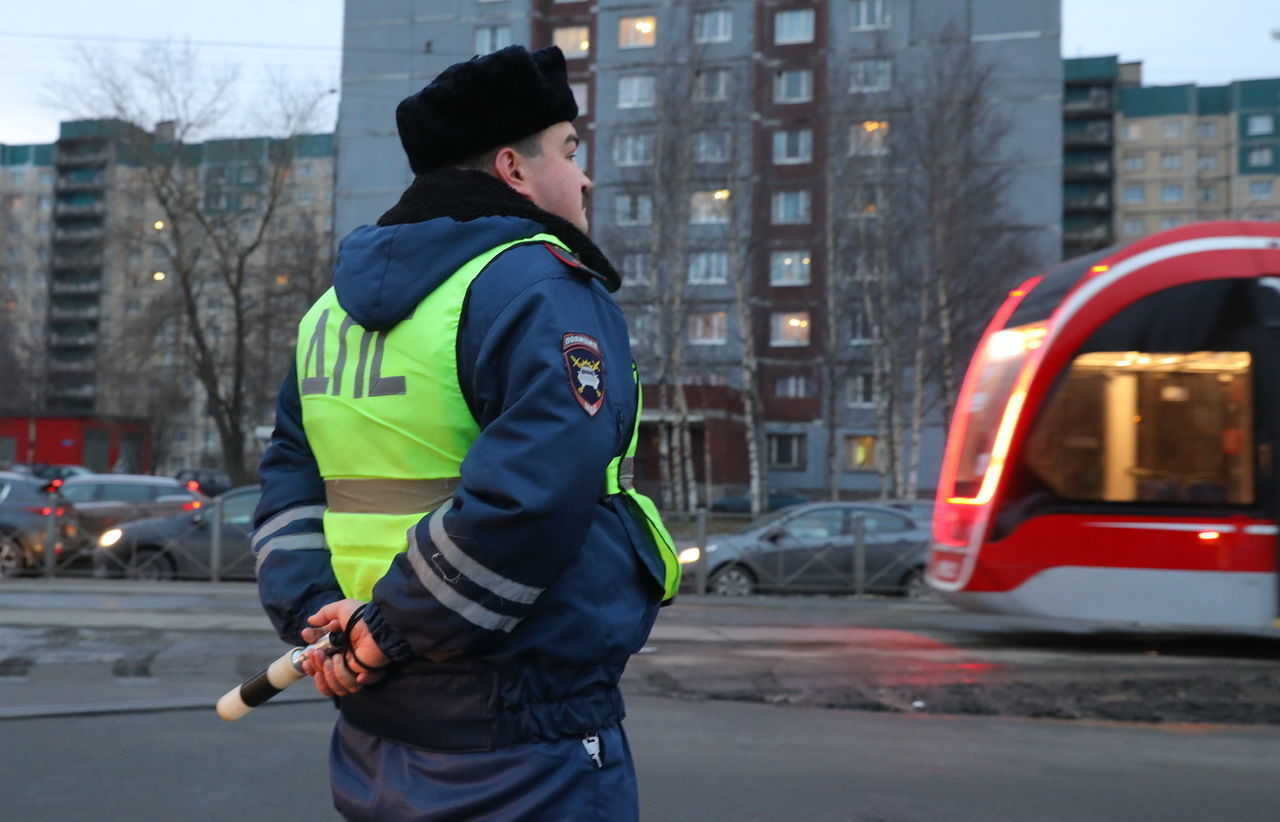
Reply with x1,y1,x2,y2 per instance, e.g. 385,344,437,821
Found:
216,632,342,721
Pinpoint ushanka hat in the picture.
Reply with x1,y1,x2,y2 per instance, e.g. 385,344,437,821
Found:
395,45,579,175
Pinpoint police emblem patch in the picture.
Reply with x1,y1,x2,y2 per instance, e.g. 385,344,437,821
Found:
562,332,605,416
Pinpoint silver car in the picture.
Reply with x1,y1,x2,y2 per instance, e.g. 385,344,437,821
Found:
682,502,932,597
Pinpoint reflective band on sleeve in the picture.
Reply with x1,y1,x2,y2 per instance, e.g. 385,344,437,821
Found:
251,504,327,554
427,500,543,605
406,527,521,632
254,532,329,573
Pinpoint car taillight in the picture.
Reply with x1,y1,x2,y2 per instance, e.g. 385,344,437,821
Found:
182,500,203,511
24,506,64,517
186,480,200,492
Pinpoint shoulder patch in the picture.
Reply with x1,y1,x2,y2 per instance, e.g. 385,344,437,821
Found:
545,243,607,286
562,332,605,416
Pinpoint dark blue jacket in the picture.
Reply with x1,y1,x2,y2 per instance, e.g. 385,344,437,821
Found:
253,177,666,751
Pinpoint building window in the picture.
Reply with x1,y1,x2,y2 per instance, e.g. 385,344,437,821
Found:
1160,152,1182,171
1123,185,1145,204
848,307,872,343
1198,154,1218,172
619,15,657,48
774,69,813,104
769,250,811,286
1122,123,1142,141
618,75,656,109
772,129,813,165
1197,121,1218,140
1161,121,1183,140
1250,180,1273,201
849,120,889,155
1161,184,1183,203
771,190,811,224
774,9,815,44
770,311,811,346
573,140,588,173
1248,147,1275,167
843,435,877,471
693,68,730,102
847,372,875,406
1199,187,1217,204
621,253,651,285
1123,217,1145,237
554,26,590,58
1159,216,1183,230
849,0,890,30
775,374,812,398
613,133,654,167
1122,154,1144,172
688,311,727,345
570,82,589,116
615,193,653,225
474,25,511,55
687,251,729,284
693,9,732,43
767,433,806,469
1246,114,1275,137
690,190,732,224
848,59,891,93
693,130,729,162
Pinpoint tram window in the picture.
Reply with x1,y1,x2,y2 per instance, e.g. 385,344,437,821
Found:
1024,351,1254,505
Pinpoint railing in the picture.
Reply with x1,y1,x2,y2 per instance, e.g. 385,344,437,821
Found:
51,255,103,270
55,149,110,167
49,306,101,321
50,280,102,296
1063,225,1110,244
48,333,98,347
1064,127,1112,147
1063,161,1111,180
1063,92,1112,114
54,202,105,218
52,227,104,243
1064,193,1112,211
47,359,95,373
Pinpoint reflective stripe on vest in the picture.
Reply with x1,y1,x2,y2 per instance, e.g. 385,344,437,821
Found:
297,233,565,600
605,364,682,601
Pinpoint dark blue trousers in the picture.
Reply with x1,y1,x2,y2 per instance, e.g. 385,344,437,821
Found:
330,717,639,821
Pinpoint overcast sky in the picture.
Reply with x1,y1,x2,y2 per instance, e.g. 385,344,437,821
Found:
0,0,1276,145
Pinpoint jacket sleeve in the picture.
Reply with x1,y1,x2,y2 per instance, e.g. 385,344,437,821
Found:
362,257,629,661
252,363,343,645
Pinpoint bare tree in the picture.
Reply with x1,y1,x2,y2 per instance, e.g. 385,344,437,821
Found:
52,43,332,482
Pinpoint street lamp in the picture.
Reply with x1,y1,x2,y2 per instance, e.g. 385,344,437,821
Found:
153,220,166,230
152,271,166,282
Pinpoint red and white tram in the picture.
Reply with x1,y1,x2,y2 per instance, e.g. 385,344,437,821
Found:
929,221,1280,630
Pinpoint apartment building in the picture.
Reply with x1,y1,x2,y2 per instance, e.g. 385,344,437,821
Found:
336,0,1062,502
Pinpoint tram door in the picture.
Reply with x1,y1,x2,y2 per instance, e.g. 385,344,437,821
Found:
1256,277,1280,626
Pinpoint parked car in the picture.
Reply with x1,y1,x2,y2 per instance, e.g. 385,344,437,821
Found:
28,464,93,483
710,489,810,513
58,474,208,537
94,485,261,581
0,471,81,577
680,502,933,597
175,468,233,498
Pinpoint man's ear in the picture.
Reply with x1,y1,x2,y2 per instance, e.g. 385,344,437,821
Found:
493,146,534,198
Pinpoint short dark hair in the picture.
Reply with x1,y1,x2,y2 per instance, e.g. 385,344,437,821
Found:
455,132,543,173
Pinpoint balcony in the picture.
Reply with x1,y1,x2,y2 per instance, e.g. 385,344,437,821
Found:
50,280,101,296
48,333,98,348
48,359,95,374
55,148,110,167
1064,160,1111,180
56,174,106,192
1063,224,1110,245
51,255,103,271
47,384,97,400
54,202,106,218
49,306,101,322
1064,192,1112,212
1064,125,1112,147
1063,92,1112,116
52,226,104,244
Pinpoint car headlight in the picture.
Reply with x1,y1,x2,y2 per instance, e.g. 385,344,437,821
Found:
677,547,701,565
98,528,123,548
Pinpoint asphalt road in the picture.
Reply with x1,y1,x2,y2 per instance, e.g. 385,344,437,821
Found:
3,696,1278,822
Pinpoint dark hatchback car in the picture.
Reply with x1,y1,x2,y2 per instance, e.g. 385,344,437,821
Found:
59,474,208,537
709,489,810,513
0,471,80,577
681,502,933,597
94,485,261,580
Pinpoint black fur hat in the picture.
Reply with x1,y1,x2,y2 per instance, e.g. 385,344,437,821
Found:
396,45,579,175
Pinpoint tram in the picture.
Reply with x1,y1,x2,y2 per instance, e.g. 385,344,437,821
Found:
928,221,1280,630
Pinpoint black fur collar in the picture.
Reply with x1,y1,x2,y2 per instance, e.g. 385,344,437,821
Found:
377,169,620,292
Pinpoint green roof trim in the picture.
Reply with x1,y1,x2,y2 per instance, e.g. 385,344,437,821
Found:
0,143,54,166
1234,78,1280,111
1197,86,1230,115
1120,85,1195,117
1064,56,1118,82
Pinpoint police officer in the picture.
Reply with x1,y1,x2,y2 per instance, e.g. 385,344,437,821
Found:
251,45,680,820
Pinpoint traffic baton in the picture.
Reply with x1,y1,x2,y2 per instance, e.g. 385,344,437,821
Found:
216,631,343,721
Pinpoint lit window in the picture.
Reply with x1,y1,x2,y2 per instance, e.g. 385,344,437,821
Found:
554,26,590,58
1248,147,1274,168
1161,184,1183,203
770,311,811,346
688,311,727,345
1123,185,1145,204
615,193,653,225
613,133,654,167
693,9,732,43
849,0,890,30
474,25,511,55
849,59,891,93
620,15,657,49
769,251,811,286
570,82,589,116
767,433,806,469
687,251,729,284
774,9,814,44
849,120,889,155
771,190,811,224
1160,152,1182,171
772,130,813,165
690,190,731,224
693,69,731,102
1122,154,1144,172
1161,121,1183,140
693,131,729,163
843,435,877,471
1250,180,1273,201
1246,114,1274,137
774,69,813,104
618,75,656,109
775,374,812,398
